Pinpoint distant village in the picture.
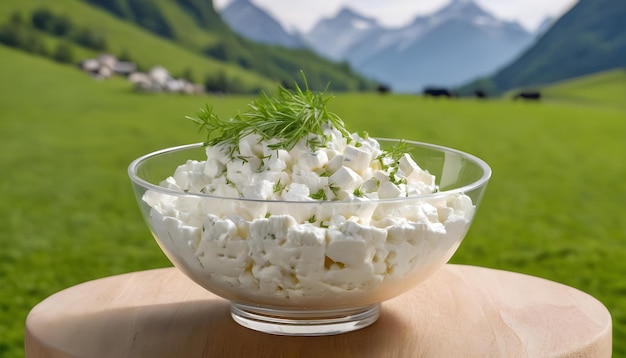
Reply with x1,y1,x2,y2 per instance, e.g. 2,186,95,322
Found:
78,53,205,95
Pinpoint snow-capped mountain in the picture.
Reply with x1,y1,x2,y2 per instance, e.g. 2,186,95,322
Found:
302,8,385,61
534,16,555,36
220,0,305,48
217,0,537,92
346,0,535,91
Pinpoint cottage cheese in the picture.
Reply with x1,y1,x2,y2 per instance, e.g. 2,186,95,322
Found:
144,128,475,303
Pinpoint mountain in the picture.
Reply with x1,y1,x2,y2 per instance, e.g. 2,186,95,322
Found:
305,0,535,92
303,8,385,61
220,0,304,48
483,0,626,92
534,16,555,36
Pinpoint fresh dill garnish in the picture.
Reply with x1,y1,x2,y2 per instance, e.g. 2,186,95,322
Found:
186,71,350,157
273,179,285,194
377,140,409,169
377,140,411,185
257,154,271,172
310,188,327,200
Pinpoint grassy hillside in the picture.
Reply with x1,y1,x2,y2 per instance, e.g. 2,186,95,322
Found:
491,0,626,92
1,45,625,357
539,68,626,109
0,0,276,91
152,0,223,50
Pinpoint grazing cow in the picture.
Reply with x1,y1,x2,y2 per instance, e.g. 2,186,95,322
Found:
474,89,487,99
377,84,391,94
423,87,454,98
513,91,541,100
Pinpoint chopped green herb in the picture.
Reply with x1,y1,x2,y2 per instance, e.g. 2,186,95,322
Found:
273,180,285,194
310,188,327,200
376,140,411,184
377,140,409,169
236,155,249,163
353,187,365,198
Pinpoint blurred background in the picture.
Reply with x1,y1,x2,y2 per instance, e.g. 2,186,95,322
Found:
0,0,624,356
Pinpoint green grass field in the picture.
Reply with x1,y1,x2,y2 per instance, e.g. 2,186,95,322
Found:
1,44,625,357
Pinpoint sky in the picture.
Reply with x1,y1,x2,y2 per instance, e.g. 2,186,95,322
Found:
213,0,579,33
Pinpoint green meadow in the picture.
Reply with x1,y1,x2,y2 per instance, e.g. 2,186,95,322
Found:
1,45,625,357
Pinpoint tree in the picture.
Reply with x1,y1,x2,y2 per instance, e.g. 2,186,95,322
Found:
180,67,196,83
73,28,107,51
51,14,73,36
31,8,55,32
52,41,74,63
118,49,132,62
0,23,48,56
204,71,228,93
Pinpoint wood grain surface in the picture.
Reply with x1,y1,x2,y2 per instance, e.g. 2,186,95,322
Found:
25,265,612,358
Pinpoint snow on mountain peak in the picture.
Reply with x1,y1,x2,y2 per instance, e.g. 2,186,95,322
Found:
352,19,373,30
434,0,492,21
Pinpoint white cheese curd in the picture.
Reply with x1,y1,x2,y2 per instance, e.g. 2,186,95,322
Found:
144,129,474,302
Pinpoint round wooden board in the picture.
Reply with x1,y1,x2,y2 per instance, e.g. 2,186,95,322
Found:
25,265,612,357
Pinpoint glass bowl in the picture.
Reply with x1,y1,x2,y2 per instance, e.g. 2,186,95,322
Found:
128,139,491,336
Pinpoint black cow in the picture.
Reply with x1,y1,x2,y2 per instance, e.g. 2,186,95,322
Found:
377,84,391,94
513,91,541,100
423,87,455,98
474,89,487,99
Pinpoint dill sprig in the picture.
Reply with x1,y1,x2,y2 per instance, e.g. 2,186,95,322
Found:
377,140,410,185
186,72,350,157
378,140,408,166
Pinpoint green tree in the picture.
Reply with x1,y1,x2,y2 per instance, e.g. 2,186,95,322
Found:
73,28,107,51
180,67,196,83
31,8,55,32
204,71,228,93
52,41,74,63
118,49,132,62
51,14,73,36
0,23,48,56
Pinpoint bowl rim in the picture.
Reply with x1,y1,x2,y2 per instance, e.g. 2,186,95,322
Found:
128,138,492,204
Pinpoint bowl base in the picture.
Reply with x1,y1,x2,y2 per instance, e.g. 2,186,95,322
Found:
230,303,380,336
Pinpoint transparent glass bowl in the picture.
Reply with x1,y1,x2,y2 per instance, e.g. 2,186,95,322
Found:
128,139,491,336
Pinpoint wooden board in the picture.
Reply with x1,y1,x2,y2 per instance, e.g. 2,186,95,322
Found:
25,265,612,357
